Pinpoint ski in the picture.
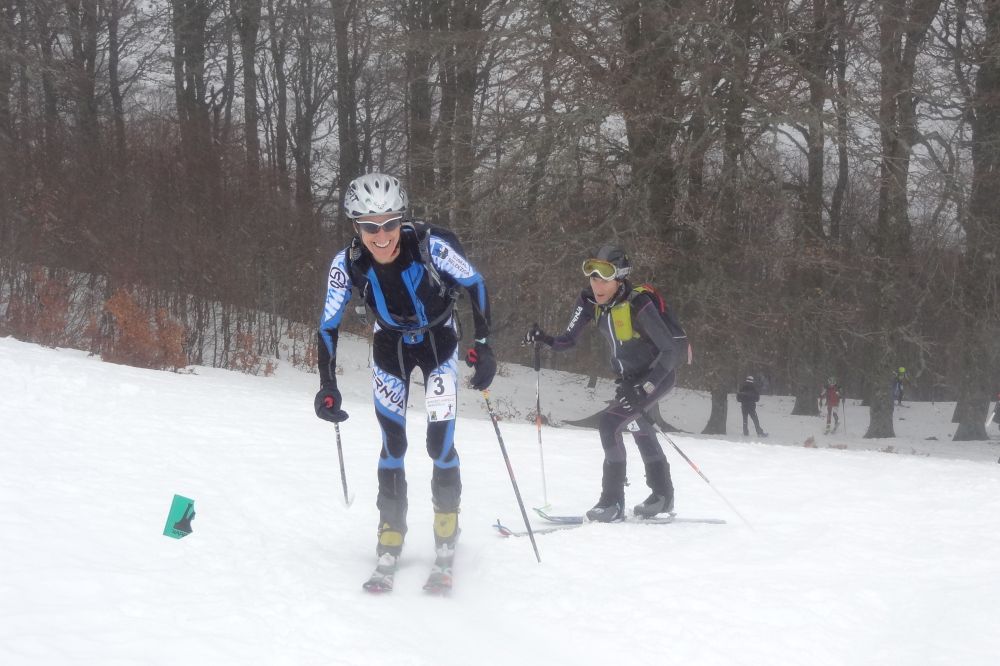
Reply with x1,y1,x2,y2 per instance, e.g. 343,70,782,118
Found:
495,514,726,538
536,506,728,525
362,554,398,594
422,564,453,595
494,520,580,537
494,509,727,538
422,543,455,596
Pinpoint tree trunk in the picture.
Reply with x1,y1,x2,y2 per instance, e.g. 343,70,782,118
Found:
108,0,127,163
864,0,942,438
235,0,262,177
619,0,680,241
526,2,558,218
404,0,434,207
864,340,896,437
801,0,832,241
718,0,753,254
66,0,100,155
267,0,290,193
0,0,11,266
954,0,1000,441
791,391,820,416
332,0,359,229
701,388,728,435
829,0,849,241
433,0,456,218
452,0,487,228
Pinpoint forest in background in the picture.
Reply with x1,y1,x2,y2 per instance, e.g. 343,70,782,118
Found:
1,0,1000,439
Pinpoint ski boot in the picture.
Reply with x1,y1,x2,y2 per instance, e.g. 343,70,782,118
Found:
362,551,398,594
586,461,626,522
586,498,624,522
424,508,460,595
634,459,674,518
425,471,461,595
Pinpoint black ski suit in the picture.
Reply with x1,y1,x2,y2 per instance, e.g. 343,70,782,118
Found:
543,281,687,504
736,381,766,436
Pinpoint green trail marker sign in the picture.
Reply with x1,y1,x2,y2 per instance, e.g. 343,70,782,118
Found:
163,494,195,539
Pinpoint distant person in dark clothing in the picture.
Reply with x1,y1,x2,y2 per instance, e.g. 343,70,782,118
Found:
736,376,768,437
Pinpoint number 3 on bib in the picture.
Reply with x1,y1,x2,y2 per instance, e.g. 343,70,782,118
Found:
425,366,458,422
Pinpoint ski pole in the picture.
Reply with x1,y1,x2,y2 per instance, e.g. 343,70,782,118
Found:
841,401,847,436
651,424,753,529
533,343,549,508
334,422,353,507
483,390,542,563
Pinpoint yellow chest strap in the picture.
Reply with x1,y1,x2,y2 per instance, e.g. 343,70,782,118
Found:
597,300,640,342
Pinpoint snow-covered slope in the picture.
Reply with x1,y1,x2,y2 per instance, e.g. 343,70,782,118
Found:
2,336,999,665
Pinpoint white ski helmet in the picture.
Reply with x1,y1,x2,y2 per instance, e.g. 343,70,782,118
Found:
343,173,408,219
746,376,754,383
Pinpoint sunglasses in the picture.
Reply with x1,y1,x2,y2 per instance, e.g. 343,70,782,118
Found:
582,258,627,281
356,216,403,235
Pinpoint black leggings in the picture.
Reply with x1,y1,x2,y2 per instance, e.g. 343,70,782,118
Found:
742,405,764,435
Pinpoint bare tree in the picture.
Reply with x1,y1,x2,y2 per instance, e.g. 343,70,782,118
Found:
954,0,1000,440
863,0,942,438
234,0,263,176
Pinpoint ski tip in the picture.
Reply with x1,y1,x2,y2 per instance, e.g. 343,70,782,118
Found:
532,506,552,520
362,583,393,594
493,520,514,537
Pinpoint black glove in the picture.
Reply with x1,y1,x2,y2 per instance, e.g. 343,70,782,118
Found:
314,386,349,423
522,323,554,347
465,340,497,391
615,379,647,413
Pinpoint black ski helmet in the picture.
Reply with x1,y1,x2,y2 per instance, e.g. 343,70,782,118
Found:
593,244,631,279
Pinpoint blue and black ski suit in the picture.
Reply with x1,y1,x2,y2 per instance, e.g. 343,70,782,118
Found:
317,223,491,544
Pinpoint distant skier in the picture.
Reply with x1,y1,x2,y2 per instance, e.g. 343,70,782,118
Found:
993,392,1000,432
523,244,689,522
893,367,909,406
736,376,768,437
819,378,842,434
314,173,495,592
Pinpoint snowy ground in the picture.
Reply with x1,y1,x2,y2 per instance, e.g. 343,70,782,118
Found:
2,334,999,665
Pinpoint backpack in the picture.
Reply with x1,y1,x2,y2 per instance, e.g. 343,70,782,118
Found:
628,283,692,369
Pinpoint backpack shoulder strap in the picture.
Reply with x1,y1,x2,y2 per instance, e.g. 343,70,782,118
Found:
629,283,666,312
346,236,372,324
408,219,459,299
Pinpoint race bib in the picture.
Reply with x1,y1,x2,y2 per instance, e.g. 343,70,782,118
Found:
425,370,457,422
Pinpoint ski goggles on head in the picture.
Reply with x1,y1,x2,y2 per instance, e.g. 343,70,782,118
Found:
355,215,404,235
582,258,628,281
